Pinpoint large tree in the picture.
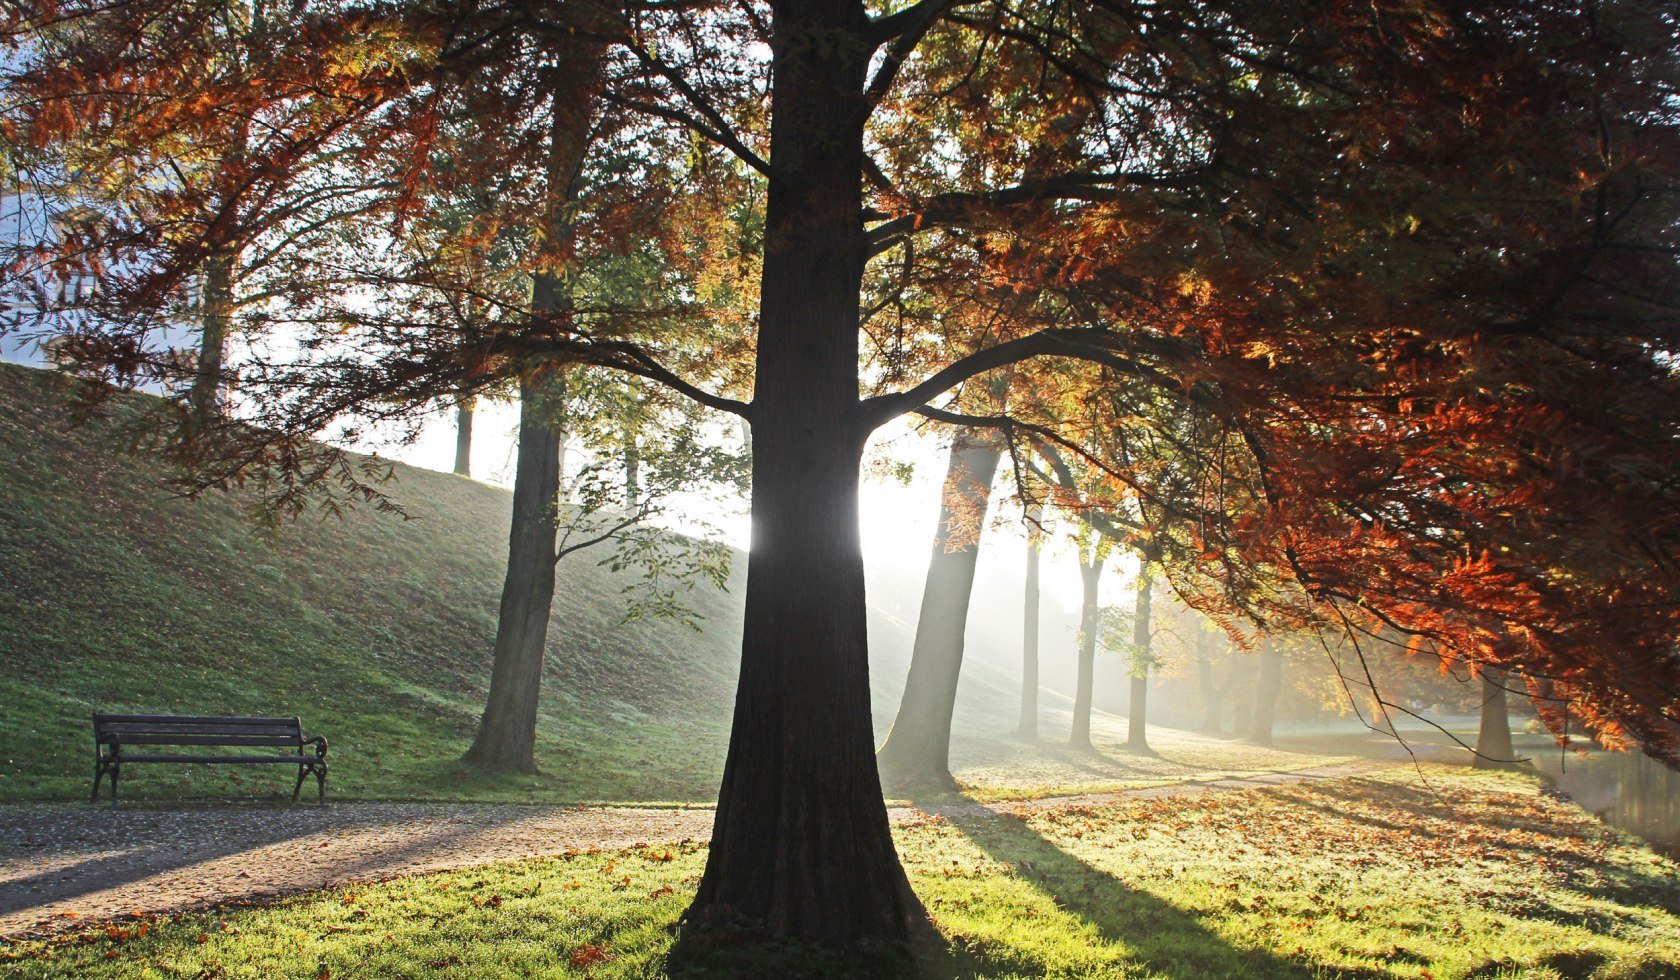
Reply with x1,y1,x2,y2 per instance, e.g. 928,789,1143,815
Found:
11,0,1680,954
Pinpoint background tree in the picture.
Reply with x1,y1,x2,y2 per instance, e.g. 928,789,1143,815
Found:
876,424,1003,787
1016,499,1045,740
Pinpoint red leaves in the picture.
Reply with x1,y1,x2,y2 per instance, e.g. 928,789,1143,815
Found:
568,944,611,968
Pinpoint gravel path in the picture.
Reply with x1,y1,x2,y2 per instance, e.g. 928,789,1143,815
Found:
0,761,1382,939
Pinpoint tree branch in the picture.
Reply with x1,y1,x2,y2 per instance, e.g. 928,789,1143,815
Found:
865,167,1206,255
857,326,1181,430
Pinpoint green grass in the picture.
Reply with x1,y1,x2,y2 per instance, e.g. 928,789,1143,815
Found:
0,363,740,805
4,767,1676,978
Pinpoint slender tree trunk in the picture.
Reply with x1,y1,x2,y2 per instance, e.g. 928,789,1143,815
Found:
1475,666,1515,767
462,375,564,772
624,431,640,511
1196,650,1217,729
684,0,921,947
1070,553,1105,750
1125,562,1153,753
877,430,1001,786
188,249,235,421
453,398,474,477
1247,642,1285,746
1195,632,1232,734
463,47,598,774
1016,503,1043,740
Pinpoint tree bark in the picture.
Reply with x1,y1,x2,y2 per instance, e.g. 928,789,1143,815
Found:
1070,552,1105,750
1016,503,1043,740
187,248,235,421
1247,642,1285,746
463,46,598,774
1475,666,1516,767
462,374,563,773
453,398,474,477
1125,562,1152,753
684,0,921,948
877,430,1002,786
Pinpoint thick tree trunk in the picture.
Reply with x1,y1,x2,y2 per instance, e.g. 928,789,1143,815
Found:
453,398,474,477
1247,642,1285,746
1196,652,1218,731
462,375,564,773
1070,553,1105,750
877,431,1001,786
1016,504,1043,740
1230,696,1252,740
684,0,921,948
1125,563,1153,753
188,249,235,421
1475,667,1516,768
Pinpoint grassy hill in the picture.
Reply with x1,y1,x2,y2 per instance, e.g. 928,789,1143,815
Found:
0,362,750,804
0,361,1350,806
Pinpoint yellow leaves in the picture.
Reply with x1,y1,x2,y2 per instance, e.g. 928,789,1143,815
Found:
1175,271,1213,305
1243,340,1281,367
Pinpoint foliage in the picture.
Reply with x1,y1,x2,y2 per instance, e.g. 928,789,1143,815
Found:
8,0,1680,946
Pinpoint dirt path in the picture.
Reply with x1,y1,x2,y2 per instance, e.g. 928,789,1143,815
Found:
0,761,1384,939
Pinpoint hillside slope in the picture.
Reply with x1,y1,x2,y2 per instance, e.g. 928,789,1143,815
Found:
0,363,750,803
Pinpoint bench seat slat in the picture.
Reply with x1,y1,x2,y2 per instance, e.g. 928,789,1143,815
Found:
99,725,301,736
102,735,305,747
112,754,316,764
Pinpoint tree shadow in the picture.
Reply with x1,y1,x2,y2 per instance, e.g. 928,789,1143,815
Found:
1043,740,1150,776
0,803,529,934
662,800,1330,979
919,803,1331,979
1299,780,1680,909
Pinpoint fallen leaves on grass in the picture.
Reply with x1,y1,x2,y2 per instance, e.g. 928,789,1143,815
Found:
569,943,611,967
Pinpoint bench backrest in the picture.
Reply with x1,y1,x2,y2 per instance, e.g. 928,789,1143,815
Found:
93,713,304,748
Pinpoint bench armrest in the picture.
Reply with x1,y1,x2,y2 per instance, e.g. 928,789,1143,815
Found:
303,735,328,758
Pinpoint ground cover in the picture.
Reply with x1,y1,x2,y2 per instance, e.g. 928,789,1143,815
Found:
4,767,1674,979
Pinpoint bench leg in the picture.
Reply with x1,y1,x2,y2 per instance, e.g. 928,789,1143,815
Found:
293,765,306,803
90,763,104,804
109,764,119,809
315,765,326,805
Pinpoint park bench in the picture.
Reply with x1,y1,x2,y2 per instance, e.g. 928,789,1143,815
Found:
91,713,328,807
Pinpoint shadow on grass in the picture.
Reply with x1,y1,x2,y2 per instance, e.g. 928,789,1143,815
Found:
927,804,1324,980
663,802,1340,979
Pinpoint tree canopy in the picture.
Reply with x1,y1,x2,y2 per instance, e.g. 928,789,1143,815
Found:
5,0,1679,950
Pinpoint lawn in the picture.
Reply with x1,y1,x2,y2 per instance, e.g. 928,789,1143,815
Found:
4,767,1675,979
